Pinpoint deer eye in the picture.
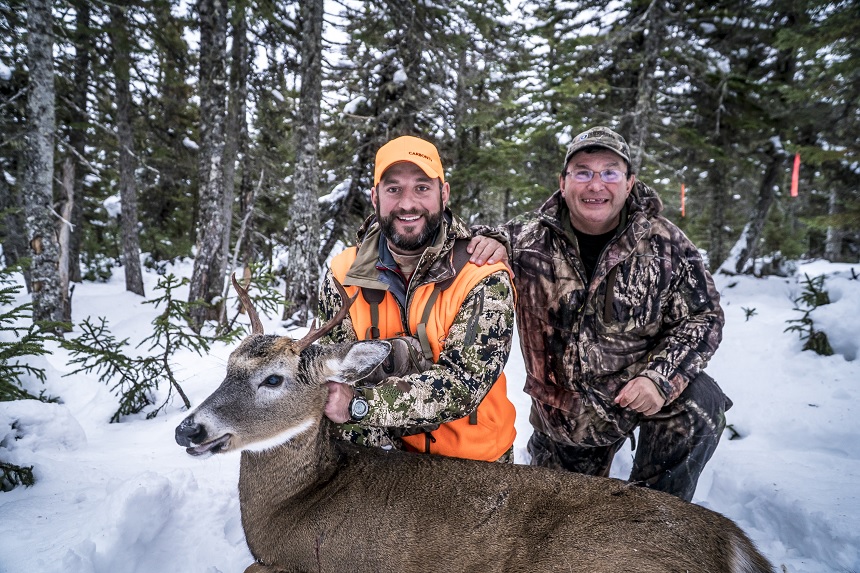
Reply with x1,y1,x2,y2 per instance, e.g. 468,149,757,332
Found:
260,374,283,388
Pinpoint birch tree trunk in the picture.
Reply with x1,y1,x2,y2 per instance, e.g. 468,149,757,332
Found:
282,0,323,324
109,4,145,296
189,0,229,331
23,0,64,325
58,158,74,320
824,186,846,262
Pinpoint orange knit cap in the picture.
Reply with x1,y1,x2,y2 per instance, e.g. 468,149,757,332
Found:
374,136,445,185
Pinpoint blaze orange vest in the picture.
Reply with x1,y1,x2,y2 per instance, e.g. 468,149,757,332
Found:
330,247,516,462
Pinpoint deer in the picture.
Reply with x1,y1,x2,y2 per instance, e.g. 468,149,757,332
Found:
175,276,775,573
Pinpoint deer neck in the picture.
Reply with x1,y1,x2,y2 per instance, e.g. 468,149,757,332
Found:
238,416,337,513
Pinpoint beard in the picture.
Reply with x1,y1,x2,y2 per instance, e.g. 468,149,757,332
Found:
377,206,443,252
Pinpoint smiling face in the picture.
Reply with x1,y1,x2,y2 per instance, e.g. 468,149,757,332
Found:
559,148,635,235
372,161,450,253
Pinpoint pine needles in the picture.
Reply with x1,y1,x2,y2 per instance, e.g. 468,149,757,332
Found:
61,274,244,423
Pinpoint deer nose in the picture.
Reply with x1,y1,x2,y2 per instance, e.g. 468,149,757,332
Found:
175,417,206,447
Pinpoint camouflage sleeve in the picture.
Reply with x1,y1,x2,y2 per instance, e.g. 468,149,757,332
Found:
360,270,515,428
471,224,513,260
316,267,358,344
639,237,725,403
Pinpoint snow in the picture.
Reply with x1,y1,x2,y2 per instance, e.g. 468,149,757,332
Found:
1,258,859,573
102,195,121,219
343,96,367,115
392,68,408,85
318,179,351,206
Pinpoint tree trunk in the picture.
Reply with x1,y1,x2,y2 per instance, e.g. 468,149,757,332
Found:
222,3,249,263
626,0,662,174
824,186,845,262
109,4,145,296
67,0,91,284
704,75,731,272
189,0,229,331
706,164,728,272
733,145,781,274
23,0,64,325
217,0,250,326
237,160,259,268
58,158,75,321
282,0,323,324
0,176,30,289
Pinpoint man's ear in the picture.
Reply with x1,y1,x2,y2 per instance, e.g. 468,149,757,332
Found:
325,340,391,386
370,185,378,209
441,181,450,208
626,174,636,195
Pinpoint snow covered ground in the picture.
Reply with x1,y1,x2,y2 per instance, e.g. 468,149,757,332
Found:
1,258,858,573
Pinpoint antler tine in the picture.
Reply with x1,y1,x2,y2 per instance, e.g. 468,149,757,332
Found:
295,277,358,353
231,273,265,335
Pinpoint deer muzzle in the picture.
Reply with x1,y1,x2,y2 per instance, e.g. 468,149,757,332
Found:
175,416,232,456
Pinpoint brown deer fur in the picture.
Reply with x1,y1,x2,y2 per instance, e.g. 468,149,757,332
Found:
175,279,774,573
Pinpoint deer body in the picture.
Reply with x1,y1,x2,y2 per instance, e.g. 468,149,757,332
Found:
175,278,774,573
237,423,771,573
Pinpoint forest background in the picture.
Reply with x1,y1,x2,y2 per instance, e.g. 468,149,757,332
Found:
1,1,858,382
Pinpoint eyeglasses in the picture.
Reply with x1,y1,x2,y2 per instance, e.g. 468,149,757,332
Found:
564,169,627,184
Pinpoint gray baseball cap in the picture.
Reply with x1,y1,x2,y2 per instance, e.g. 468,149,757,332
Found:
562,126,631,172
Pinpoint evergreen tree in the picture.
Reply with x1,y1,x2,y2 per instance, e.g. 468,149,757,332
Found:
138,0,199,263
232,0,300,272
0,0,31,277
4,0,858,297
55,0,92,285
440,0,529,225
107,3,145,296
778,0,860,261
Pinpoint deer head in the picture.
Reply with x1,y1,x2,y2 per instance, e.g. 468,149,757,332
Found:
174,275,389,455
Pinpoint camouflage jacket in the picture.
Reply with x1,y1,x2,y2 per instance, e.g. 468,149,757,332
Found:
318,210,515,450
503,182,724,447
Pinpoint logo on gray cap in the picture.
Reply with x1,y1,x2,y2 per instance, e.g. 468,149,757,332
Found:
563,127,631,171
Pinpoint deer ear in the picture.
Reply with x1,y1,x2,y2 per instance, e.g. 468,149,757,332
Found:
326,340,391,385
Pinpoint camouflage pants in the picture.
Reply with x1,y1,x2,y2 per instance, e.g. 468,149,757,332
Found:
527,372,731,501
495,446,515,464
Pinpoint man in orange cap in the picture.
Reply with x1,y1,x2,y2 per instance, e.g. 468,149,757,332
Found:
317,135,518,462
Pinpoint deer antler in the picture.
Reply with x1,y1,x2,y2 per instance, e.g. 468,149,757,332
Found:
295,277,358,353
232,273,265,335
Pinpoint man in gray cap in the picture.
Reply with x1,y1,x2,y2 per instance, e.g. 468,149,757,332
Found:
469,126,730,501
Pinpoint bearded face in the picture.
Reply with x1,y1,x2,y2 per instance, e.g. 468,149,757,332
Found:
377,203,443,252
373,162,447,254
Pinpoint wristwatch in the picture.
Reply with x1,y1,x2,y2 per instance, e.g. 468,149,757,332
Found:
348,388,369,423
